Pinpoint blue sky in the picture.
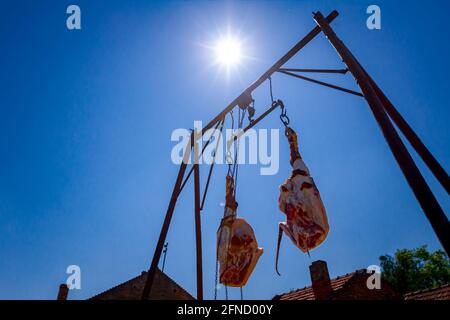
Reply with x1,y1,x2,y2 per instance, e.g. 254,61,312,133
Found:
0,0,449,300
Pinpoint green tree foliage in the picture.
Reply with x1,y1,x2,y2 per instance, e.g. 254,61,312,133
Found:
379,245,450,294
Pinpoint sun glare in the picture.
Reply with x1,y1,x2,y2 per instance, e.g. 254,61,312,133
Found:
214,36,242,67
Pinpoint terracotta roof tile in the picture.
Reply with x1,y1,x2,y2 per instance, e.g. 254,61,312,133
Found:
274,271,359,300
404,283,450,300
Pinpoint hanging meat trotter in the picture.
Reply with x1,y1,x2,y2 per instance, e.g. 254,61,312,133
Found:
217,175,263,287
276,126,329,274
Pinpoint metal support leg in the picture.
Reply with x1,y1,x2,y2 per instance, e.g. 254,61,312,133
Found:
313,11,450,255
367,74,450,195
194,143,203,300
141,138,193,299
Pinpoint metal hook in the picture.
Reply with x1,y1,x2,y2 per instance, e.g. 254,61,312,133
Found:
279,101,290,127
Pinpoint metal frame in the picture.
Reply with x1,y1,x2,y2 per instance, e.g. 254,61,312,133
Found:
141,10,449,300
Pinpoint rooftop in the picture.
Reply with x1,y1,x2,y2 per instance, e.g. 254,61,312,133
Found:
273,270,364,300
89,268,194,300
404,283,450,300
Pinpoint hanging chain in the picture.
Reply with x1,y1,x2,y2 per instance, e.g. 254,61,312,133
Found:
221,110,236,300
233,108,246,196
226,111,235,176
269,76,275,104
269,75,290,130
214,253,219,300
226,108,246,179
247,99,256,123
217,104,248,300
279,100,290,131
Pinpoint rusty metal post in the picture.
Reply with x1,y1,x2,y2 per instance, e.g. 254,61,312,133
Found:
313,11,450,255
194,140,203,299
366,74,450,195
141,135,193,299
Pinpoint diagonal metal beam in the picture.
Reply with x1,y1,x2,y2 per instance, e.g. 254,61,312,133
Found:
365,70,450,195
314,11,450,255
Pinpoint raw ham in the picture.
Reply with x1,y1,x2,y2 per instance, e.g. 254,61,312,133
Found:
217,175,263,287
276,126,329,274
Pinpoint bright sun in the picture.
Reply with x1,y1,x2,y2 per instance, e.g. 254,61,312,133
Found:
214,36,242,67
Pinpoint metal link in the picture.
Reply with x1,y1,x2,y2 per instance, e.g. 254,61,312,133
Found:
278,100,290,128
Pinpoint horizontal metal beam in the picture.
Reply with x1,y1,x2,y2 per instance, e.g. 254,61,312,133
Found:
279,67,348,74
237,100,283,139
278,69,363,97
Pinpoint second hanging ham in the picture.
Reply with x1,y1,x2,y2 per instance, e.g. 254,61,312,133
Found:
276,125,329,274
217,175,263,287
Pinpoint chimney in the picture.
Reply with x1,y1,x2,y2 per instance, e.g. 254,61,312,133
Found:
309,260,333,300
57,284,69,300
